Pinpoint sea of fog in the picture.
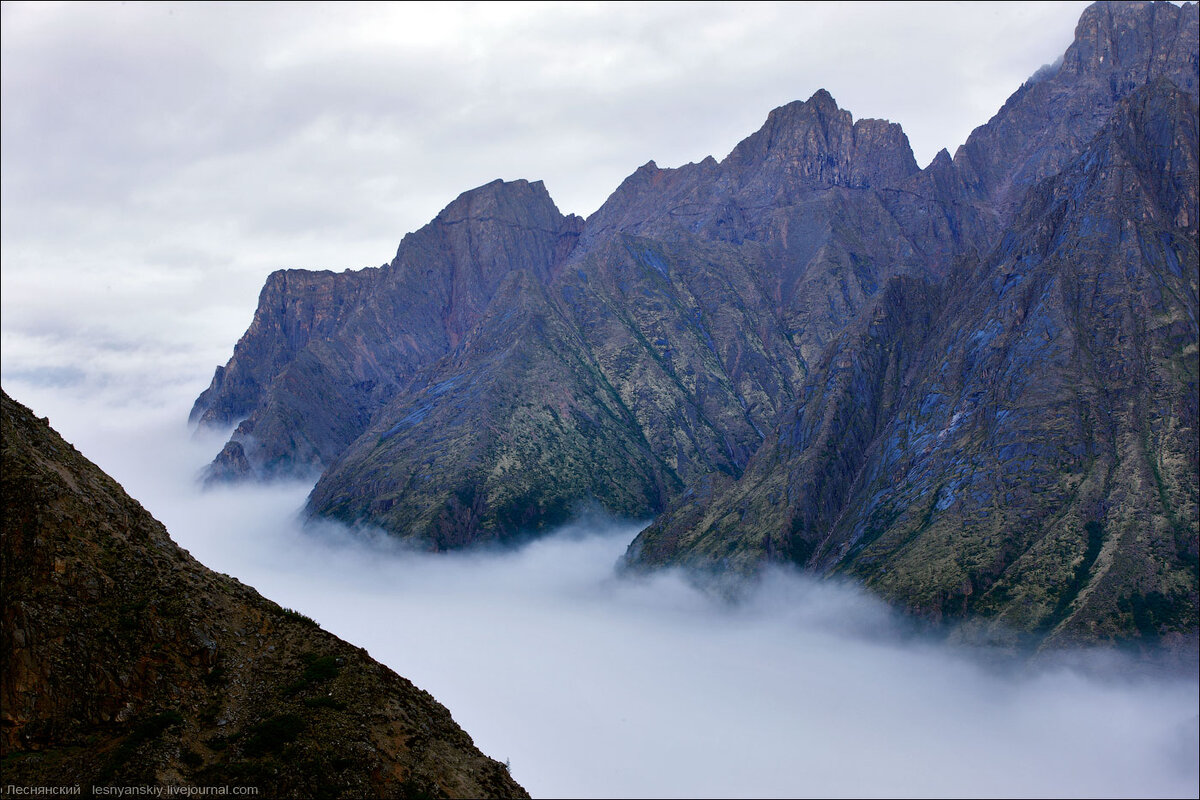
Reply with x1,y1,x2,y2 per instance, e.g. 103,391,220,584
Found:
9,383,1199,799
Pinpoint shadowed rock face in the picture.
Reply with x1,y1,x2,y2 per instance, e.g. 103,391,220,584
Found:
190,178,582,482
632,79,1199,649
952,0,1199,225
1,391,528,798
192,1,1198,642
302,104,942,550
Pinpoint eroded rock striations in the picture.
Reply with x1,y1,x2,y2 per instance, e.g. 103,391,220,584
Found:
634,79,1199,648
192,1,1198,643
1,390,527,798
191,178,582,483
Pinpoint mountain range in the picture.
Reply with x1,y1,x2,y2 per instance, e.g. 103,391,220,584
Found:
190,1,1199,647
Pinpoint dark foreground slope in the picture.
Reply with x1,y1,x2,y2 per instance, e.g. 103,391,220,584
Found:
0,390,527,798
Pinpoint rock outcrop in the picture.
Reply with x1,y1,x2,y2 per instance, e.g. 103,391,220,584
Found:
191,179,582,483
1,390,528,798
631,79,1199,648
953,0,1199,224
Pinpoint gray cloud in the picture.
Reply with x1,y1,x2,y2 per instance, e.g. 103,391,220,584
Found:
2,2,1091,409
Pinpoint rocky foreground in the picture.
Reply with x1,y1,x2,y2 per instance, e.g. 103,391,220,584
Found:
1,390,527,798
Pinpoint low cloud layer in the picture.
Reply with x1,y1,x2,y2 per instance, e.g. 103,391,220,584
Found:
19,390,1198,800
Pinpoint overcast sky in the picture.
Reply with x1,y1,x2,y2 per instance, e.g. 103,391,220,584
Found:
1,0,1093,422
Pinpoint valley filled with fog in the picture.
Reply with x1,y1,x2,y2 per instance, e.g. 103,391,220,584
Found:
4,4,1197,796
14,384,1197,800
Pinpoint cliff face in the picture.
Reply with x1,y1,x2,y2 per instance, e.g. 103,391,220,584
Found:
632,79,1199,647
192,1,1198,643
190,178,582,482
303,87,941,548
952,0,1199,225
1,390,528,798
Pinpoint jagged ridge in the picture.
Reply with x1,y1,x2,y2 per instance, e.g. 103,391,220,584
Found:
631,79,1199,648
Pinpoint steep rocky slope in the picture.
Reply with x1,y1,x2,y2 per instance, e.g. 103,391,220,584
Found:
307,264,679,548
192,1,1198,642
1,390,527,798
953,0,1198,225
278,87,956,547
191,179,582,482
631,79,1199,648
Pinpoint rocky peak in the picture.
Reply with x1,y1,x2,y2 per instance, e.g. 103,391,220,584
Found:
723,89,918,190
577,157,722,245
387,177,581,345
951,0,1197,223
189,266,376,427
626,70,1200,645
580,92,918,246
191,176,584,482
434,178,566,233
396,178,575,279
1060,1,1199,94
849,116,921,187
725,90,851,166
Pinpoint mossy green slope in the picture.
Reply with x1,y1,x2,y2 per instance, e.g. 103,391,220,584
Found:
307,267,678,548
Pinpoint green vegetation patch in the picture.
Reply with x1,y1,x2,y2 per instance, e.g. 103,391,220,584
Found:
1118,589,1195,639
98,709,185,782
242,713,305,757
281,607,319,626
284,652,343,695
1039,520,1106,634
302,654,341,683
303,695,347,711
